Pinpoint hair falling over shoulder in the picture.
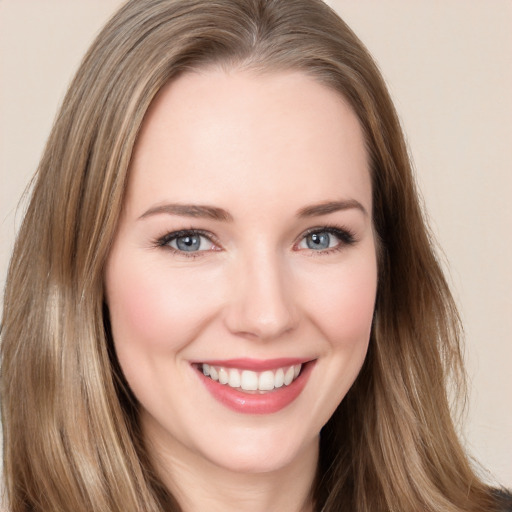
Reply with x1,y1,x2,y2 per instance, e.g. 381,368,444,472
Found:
1,1,508,511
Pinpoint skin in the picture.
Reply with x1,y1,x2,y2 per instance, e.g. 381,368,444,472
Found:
105,69,378,512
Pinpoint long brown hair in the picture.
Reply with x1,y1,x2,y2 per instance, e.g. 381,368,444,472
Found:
1,1,505,510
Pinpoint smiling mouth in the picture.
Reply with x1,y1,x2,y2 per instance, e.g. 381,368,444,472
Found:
195,363,303,393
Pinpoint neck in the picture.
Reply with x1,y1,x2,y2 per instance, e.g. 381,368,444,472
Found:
144,423,319,512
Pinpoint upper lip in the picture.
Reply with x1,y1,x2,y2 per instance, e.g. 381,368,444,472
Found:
191,358,314,371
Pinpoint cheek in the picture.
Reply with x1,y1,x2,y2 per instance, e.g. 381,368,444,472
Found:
295,251,377,427
303,254,377,349
105,254,219,355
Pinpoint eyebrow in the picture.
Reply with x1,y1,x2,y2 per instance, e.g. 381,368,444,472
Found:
139,203,233,222
139,199,367,222
296,199,368,218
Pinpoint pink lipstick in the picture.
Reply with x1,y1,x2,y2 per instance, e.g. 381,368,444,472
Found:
193,358,315,414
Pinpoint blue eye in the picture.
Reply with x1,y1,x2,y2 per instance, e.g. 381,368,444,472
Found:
158,230,216,253
305,232,332,250
297,227,355,252
172,234,203,251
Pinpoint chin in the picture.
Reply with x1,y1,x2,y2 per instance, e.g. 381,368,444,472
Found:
196,426,319,475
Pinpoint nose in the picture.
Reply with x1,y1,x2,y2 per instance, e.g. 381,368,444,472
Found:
223,249,299,341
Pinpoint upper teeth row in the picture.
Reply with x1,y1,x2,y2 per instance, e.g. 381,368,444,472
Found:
202,364,302,391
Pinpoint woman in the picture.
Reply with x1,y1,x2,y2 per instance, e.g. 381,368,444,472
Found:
1,0,510,511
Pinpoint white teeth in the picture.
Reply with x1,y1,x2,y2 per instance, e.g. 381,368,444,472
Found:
200,363,303,392
228,368,241,388
240,370,258,391
284,366,295,385
274,368,285,388
218,367,229,384
258,370,275,391
209,366,219,381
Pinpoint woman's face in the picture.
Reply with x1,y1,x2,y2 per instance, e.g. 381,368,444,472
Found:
105,69,377,475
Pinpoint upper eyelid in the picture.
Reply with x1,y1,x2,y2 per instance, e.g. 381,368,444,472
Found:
294,225,356,243
157,229,219,247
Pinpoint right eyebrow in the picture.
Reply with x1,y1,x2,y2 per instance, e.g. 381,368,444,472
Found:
138,203,234,222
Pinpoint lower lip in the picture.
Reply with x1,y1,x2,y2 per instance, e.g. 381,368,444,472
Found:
195,362,315,414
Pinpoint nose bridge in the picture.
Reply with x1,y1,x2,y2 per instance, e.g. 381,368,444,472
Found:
224,243,298,340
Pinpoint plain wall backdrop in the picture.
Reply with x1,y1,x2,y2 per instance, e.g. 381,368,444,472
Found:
1,0,511,488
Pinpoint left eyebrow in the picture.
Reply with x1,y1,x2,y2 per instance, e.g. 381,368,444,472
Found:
296,199,368,218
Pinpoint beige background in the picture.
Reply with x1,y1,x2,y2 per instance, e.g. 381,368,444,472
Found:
1,0,511,488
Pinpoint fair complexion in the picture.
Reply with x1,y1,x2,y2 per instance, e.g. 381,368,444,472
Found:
105,69,377,512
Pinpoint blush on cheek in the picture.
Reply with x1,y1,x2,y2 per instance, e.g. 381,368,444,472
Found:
107,259,221,354
113,286,179,352
106,261,169,354
319,274,376,348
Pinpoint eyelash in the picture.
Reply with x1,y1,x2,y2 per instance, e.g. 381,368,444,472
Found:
155,229,219,258
296,225,357,255
154,225,357,258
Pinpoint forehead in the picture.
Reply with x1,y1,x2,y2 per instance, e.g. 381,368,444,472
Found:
126,69,371,216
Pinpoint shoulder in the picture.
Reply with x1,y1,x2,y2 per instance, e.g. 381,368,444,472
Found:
493,488,512,512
